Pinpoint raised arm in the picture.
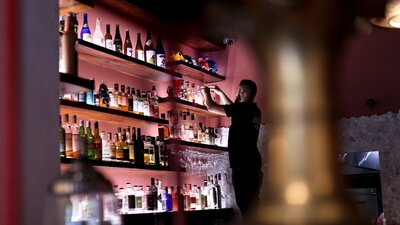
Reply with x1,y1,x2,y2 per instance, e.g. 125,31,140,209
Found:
201,86,226,116
208,85,233,105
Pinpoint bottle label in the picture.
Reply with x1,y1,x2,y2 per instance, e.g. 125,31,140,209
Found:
146,50,156,64
128,195,136,209
105,39,113,50
93,37,104,46
133,99,138,113
114,44,123,53
126,48,133,57
129,144,135,160
103,146,111,159
116,149,123,159
136,50,144,61
156,54,166,68
82,33,91,42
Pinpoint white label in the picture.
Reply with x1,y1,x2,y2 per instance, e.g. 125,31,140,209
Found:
136,50,144,61
156,54,166,68
106,39,113,50
133,100,138,112
82,33,91,42
93,37,104,46
126,48,133,57
146,50,156,64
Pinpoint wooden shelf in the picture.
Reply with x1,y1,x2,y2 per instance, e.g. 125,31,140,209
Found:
61,157,185,172
166,61,225,83
76,39,182,83
159,97,222,118
60,73,95,96
59,0,94,16
167,139,228,153
60,99,169,125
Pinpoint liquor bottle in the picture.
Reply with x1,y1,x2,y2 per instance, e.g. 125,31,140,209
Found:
135,128,144,165
124,28,133,56
151,86,159,118
59,115,66,158
104,24,113,50
120,85,127,111
59,12,78,75
133,88,139,114
112,83,120,109
135,32,144,61
155,34,166,68
115,127,124,160
171,186,178,211
145,91,151,116
59,16,65,33
72,13,78,35
111,133,117,160
63,114,72,157
80,13,91,42
128,87,135,112
149,137,156,165
144,31,155,64
92,17,104,46
93,121,102,160
201,180,208,210
123,182,136,213
85,78,95,105
214,174,222,209
126,128,135,162
143,136,150,165
166,187,173,212
78,120,87,158
122,128,130,160
147,178,158,211
154,137,161,166
100,131,110,160
136,185,144,212
113,24,123,53
86,121,96,160
71,115,80,158
137,90,144,115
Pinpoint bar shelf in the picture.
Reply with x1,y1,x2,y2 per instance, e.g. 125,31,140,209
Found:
167,139,228,153
159,97,223,118
59,0,94,16
60,99,169,125
61,157,185,172
166,61,225,83
60,72,95,96
76,39,182,83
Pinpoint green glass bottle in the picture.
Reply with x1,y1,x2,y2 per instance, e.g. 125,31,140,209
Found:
86,121,95,160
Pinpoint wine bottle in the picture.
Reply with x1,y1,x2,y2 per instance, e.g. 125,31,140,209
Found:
80,13,91,42
104,24,113,50
59,115,66,158
144,31,155,64
155,34,166,68
114,24,123,53
124,28,133,57
135,32,144,61
92,18,104,46
59,12,78,75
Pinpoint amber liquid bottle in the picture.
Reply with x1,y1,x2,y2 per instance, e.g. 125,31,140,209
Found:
93,121,102,160
113,24,123,53
104,24,113,50
135,32,144,61
59,12,78,75
124,28,133,57
144,31,155,64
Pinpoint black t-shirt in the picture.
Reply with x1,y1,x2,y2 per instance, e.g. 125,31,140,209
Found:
224,102,262,169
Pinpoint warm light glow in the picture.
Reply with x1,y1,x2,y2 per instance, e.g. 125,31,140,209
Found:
286,181,309,205
389,15,400,27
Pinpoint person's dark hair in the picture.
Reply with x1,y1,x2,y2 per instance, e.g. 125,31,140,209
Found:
240,79,257,101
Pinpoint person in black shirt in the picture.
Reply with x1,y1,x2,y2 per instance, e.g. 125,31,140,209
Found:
201,79,263,221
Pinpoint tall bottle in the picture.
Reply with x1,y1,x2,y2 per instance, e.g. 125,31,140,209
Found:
144,31,155,64
135,32,144,61
113,24,123,53
127,128,135,163
86,121,96,160
135,128,144,165
80,13,91,42
124,28,133,57
71,115,80,158
151,86,159,118
115,127,124,160
59,115,66,158
93,121,102,160
147,177,158,211
92,17,104,46
104,24,113,50
59,12,78,75
110,133,117,160
78,120,87,158
155,34,166,68
101,131,110,160
63,114,72,157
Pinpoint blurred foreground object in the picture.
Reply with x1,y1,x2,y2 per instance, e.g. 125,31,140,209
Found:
50,159,122,225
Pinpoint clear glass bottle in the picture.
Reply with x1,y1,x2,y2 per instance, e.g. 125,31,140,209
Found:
80,13,91,42
113,24,123,53
115,128,124,160
86,121,96,160
92,17,104,46
100,131,110,160
122,182,135,213
104,24,113,50
120,85,127,111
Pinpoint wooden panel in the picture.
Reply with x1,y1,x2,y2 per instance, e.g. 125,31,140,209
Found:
166,61,225,83
60,99,169,125
77,40,182,83
60,73,95,96
59,0,94,16
159,97,222,118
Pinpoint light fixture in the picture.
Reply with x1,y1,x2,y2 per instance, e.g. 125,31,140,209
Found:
370,0,400,28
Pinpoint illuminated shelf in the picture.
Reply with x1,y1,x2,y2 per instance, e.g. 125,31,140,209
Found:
61,157,184,172
60,99,169,125
59,73,95,96
59,0,94,16
166,61,225,83
167,139,228,153
159,97,222,118
77,39,182,83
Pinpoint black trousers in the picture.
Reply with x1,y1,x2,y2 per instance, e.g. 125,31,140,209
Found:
231,166,263,216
